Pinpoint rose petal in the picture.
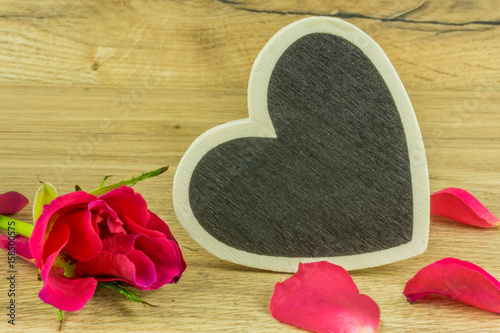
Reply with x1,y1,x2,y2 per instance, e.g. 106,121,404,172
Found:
403,258,500,313
30,191,98,264
88,200,126,234
270,261,380,333
40,223,74,269
123,215,166,238
100,232,138,255
0,234,35,265
53,208,102,261
0,191,29,214
37,224,98,311
135,235,186,288
74,250,156,289
40,252,98,312
127,249,157,287
431,188,499,228
145,211,175,240
99,186,150,227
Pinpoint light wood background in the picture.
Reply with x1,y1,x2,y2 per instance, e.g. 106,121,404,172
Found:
0,1,499,332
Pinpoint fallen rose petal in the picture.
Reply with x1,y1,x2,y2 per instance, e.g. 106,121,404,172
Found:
270,261,380,333
430,187,499,228
403,258,500,313
0,234,35,265
0,191,29,214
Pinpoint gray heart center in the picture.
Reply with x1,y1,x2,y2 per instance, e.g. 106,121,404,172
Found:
189,33,413,257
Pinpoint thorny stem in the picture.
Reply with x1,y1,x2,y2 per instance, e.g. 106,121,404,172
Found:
89,166,168,196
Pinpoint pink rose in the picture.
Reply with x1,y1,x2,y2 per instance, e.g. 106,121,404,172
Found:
30,185,186,311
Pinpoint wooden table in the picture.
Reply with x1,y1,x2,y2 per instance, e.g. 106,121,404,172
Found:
1,1,499,332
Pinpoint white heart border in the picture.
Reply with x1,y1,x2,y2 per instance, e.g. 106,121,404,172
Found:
173,17,429,272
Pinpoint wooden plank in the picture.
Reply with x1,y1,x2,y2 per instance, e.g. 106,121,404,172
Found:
0,0,499,331
0,84,499,332
0,1,498,90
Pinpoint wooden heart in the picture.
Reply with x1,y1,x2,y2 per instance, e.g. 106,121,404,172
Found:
173,17,429,272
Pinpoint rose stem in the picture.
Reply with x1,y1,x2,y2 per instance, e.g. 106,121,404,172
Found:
0,215,34,238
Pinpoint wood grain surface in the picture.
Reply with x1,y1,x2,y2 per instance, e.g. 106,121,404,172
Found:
0,1,499,332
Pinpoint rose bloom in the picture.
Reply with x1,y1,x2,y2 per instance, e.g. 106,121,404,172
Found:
30,185,186,311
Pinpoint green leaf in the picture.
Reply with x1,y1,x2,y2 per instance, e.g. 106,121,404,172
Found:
33,182,58,224
89,167,168,196
100,282,158,307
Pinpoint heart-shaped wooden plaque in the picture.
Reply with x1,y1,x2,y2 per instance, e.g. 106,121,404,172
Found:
173,17,429,272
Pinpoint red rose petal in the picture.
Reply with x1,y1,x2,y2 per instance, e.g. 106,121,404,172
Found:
430,187,499,228
140,212,187,285
99,186,150,227
0,191,29,214
40,252,98,312
135,235,186,288
122,215,166,238
128,249,158,287
74,250,157,289
403,258,500,313
0,234,35,265
270,261,380,333
88,200,126,234
55,208,102,261
145,211,175,240
30,191,98,265
37,224,98,312
40,223,73,268
100,232,138,255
